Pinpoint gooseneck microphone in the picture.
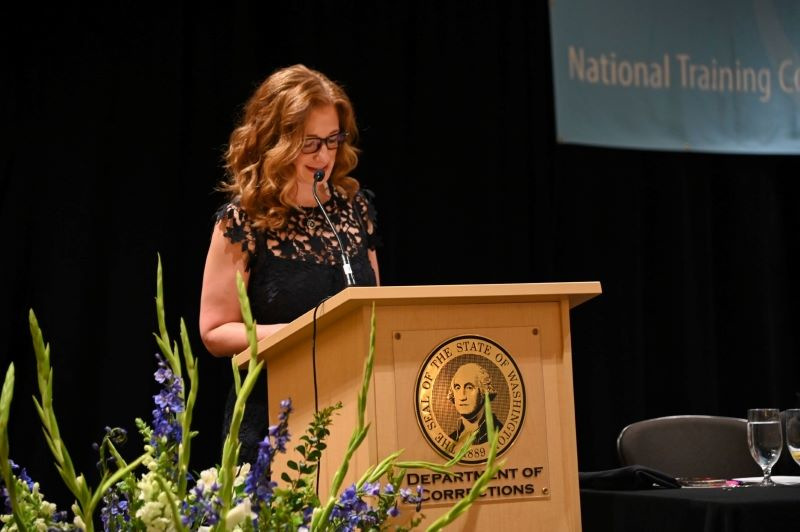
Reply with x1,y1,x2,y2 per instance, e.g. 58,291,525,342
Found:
312,169,356,286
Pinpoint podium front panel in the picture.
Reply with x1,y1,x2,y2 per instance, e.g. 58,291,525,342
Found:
258,287,594,532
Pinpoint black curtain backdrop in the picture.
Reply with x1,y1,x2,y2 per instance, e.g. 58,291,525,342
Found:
2,2,799,511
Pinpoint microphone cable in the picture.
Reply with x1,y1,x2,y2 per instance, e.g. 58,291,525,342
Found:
311,294,332,496
312,169,356,286
311,295,333,415
309,170,356,494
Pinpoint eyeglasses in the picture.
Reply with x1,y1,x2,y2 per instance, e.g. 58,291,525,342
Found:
301,131,349,154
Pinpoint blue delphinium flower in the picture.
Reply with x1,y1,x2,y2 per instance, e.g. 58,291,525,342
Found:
181,479,221,528
383,484,401,518
9,460,34,490
150,353,183,447
1,460,33,513
362,481,381,496
272,398,292,452
100,491,130,530
331,483,378,530
244,398,293,515
302,505,315,527
246,437,278,509
400,485,424,512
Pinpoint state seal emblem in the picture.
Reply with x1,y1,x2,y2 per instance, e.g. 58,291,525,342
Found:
414,335,526,464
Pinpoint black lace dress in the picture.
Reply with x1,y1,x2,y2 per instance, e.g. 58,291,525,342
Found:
214,186,379,464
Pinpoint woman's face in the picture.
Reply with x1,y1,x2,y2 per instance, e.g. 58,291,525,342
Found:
292,104,340,187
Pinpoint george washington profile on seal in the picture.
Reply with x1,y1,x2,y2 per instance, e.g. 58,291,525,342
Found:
447,362,504,446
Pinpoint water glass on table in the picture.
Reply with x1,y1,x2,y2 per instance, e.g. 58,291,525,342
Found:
785,408,800,468
747,408,783,487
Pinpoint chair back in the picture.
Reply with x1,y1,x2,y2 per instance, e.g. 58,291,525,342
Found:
617,415,762,479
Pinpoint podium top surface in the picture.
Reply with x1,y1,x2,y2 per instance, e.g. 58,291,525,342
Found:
234,282,601,367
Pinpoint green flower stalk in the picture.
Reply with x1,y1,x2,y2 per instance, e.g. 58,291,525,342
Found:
0,364,25,531
311,303,378,530
425,397,503,532
215,271,264,527
29,309,149,531
152,254,200,500
29,310,87,511
155,475,186,531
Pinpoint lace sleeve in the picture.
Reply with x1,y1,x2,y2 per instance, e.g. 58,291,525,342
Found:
355,189,381,250
214,202,257,266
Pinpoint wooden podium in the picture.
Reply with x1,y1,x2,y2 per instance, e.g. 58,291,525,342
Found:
234,282,601,531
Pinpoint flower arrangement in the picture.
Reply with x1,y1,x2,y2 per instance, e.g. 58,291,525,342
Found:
0,258,500,531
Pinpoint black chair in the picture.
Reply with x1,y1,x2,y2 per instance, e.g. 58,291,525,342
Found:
617,415,762,479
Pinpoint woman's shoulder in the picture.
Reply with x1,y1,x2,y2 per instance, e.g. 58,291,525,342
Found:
351,188,381,249
348,187,377,219
215,200,241,219
214,201,258,256
215,200,249,231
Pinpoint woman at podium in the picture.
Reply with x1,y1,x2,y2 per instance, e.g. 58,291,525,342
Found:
198,64,380,463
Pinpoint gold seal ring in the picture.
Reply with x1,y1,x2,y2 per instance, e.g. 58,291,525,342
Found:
414,335,526,464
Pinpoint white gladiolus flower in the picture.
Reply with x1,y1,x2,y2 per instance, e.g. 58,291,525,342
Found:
225,498,252,530
200,467,219,488
138,473,159,501
73,515,86,530
137,500,176,531
41,500,56,515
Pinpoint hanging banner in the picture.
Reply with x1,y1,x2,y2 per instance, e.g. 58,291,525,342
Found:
549,0,800,154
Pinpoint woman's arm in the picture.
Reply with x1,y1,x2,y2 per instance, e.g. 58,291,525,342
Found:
368,248,380,286
199,222,286,357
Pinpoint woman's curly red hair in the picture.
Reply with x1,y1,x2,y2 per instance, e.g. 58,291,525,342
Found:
222,64,360,231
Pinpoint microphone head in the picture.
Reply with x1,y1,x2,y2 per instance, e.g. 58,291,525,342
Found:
313,169,325,182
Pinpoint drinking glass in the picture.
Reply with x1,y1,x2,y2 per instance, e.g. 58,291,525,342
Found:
785,409,800,468
747,408,783,486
